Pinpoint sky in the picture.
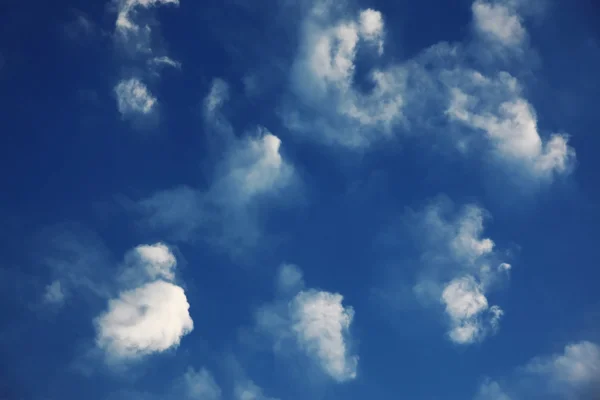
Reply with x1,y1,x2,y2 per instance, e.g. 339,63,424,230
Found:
1,0,600,399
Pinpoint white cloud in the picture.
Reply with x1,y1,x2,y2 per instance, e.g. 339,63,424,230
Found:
148,56,182,70
441,276,502,344
291,290,358,381
256,265,358,382
525,341,600,386
204,79,229,117
183,368,222,400
407,198,510,344
446,72,575,179
139,85,297,253
43,280,65,306
478,341,600,398
285,4,405,148
95,243,193,361
114,78,157,116
475,379,512,400
234,380,278,400
276,264,305,294
472,0,526,47
120,242,177,284
96,280,193,360
114,0,179,52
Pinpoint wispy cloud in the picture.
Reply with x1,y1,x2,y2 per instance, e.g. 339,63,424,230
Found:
255,264,358,382
138,81,298,255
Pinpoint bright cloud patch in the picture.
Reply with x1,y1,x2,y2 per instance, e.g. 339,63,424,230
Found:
446,73,575,179
441,276,501,344
96,280,193,359
472,0,525,47
234,380,278,400
291,290,358,381
114,78,156,116
114,0,179,50
256,265,358,382
479,341,600,398
95,243,193,360
286,5,404,148
407,199,510,344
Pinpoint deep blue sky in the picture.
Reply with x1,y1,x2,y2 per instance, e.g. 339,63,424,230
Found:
1,1,600,400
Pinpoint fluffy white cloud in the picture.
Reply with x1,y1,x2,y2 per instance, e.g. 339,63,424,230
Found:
472,0,525,47
291,290,358,381
95,243,193,361
256,265,358,382
407,198,510,344
285,4,404,148
183,368,222,400
441,276,502,344
43,280,65,306
114,78,156,116
525,341,600,386
477,341,600,398
96,280,193,359
446,73,575,179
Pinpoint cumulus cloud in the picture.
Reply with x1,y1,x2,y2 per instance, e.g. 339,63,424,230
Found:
138,83,297,254
476,341,600,399
525,341,600,387
446,72,575,179
114,78,157,117
285,4,405,148
472,0,526,47
255,265,358,382
291,290,358,381
281,0,575,185
406,198,510,344
95,243,193,361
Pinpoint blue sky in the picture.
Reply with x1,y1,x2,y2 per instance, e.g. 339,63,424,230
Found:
1,0,600,399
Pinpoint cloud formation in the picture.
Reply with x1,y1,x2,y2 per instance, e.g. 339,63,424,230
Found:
139,81,297,254
95,243,193,361
282,0,575,184
285,5,405,148
408,198,510,344
114,78,157,117
476,341,600,399
256,265,357,382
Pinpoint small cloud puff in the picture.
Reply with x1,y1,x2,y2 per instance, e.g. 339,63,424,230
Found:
114,78,157,116
95,243,193,361
256,265,358,382
43,280,66,306
472,0,526,47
